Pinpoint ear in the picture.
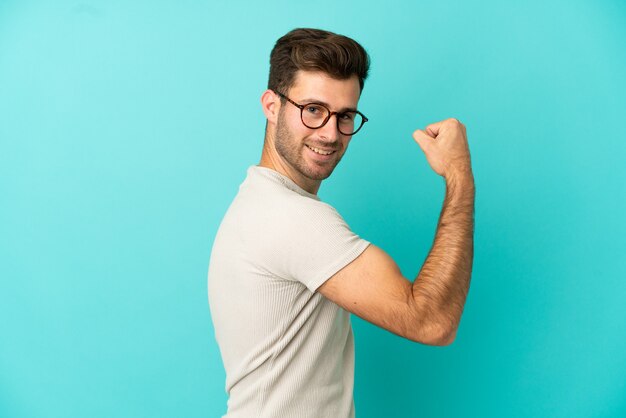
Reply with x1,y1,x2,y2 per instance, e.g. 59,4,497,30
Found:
261,89,281,124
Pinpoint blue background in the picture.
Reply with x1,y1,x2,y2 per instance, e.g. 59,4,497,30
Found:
1,0,625,417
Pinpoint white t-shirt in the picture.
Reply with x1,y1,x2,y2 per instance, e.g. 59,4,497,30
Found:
208,165,370,418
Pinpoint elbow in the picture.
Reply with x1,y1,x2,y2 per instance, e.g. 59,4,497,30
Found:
404,295,460,345
435,327,458,346
424,326,457,346
407,322,458,346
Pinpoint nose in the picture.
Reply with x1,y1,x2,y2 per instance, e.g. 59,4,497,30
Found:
317,113,342,141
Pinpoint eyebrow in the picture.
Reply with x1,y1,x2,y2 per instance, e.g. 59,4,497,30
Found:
298,98,358,113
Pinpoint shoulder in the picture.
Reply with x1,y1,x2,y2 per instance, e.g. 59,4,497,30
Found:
239,169,345,224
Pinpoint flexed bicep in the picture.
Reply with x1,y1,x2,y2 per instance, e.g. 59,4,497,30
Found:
317,244,451,346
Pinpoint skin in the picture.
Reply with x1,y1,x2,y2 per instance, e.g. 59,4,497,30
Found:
260,71,360,195
260,70,475,346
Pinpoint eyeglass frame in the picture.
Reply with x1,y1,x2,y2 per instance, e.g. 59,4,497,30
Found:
272,89,369,136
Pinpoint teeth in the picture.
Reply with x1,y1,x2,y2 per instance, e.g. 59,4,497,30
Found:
307,145,333,155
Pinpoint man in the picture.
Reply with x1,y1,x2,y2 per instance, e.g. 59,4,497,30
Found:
208,28,474,418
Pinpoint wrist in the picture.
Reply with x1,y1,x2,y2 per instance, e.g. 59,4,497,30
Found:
445,167,475,189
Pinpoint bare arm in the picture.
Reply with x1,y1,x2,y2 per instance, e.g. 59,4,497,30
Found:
411,169,474,344
318,118,474,345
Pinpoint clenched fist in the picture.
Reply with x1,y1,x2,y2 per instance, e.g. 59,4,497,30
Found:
413,118,473,180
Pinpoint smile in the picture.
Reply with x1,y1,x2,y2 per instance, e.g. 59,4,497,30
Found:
305,144,335,156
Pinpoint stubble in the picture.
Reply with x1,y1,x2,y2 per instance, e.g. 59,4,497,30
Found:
273,108,344,181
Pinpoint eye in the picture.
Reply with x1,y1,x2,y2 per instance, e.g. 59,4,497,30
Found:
305,104,324,116
338,112,356,122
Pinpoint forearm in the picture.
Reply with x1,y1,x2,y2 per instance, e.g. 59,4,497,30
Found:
412,169,475,339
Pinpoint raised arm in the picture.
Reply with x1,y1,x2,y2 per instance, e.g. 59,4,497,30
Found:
317,118,474,346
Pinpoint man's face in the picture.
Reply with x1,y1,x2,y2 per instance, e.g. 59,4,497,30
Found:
273,71,361,184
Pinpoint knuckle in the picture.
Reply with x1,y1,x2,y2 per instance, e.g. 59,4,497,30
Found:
447,118,466,132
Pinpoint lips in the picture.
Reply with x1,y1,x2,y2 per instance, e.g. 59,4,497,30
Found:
305,144,336,156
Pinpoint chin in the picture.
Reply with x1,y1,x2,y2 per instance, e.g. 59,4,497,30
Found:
304,163,338,181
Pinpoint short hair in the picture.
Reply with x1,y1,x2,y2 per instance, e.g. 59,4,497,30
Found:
268,28,370,95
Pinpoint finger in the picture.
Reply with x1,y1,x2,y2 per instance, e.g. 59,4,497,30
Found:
412,129,433,151
423,120,448,137
425,118,461,137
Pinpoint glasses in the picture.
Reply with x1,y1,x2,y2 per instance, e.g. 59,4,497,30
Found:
272,90,368,136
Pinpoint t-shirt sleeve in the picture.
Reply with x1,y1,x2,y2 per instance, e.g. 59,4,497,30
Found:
267,197,370,292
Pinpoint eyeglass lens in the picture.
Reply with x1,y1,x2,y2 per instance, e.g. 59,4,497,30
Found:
301,104,364,135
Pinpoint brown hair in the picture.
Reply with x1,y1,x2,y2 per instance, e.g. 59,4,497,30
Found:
268,28,370,95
